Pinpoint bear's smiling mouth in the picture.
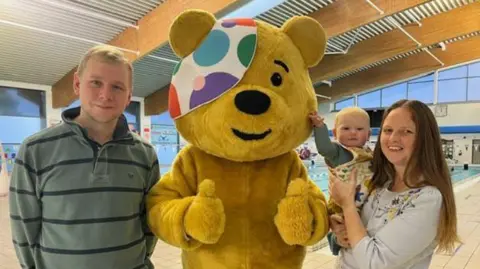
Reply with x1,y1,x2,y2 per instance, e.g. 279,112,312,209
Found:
232,128,272,141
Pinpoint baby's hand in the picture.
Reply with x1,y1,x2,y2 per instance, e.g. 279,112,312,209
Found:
309,112,325,127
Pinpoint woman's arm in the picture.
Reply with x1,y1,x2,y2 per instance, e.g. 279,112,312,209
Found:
342,204,368,247
329,171,443,269
348,188,442,269
329,169,367,247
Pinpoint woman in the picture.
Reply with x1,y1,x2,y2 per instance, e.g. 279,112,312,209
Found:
329,99,459,269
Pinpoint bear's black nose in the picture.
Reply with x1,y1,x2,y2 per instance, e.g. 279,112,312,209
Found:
234,90,271,115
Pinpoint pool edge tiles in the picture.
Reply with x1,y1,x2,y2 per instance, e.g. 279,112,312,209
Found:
453,173,480,194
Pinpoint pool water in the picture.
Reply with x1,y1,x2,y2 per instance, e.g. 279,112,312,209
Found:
450,167,480,182
306,164,480,195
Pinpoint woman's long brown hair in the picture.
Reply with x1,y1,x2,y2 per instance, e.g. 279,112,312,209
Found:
371,99,459,253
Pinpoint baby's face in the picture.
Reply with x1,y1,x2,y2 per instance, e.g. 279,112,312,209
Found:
334,114,371,148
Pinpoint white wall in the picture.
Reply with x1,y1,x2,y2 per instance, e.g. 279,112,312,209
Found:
433,103,480,126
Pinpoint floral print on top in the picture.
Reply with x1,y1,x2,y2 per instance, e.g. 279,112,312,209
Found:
370,187,423,224
338,185,443,269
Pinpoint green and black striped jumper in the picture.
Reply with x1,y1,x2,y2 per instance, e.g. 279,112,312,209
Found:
9,107,160,269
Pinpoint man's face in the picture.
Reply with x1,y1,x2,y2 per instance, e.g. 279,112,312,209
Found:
73,57,131,124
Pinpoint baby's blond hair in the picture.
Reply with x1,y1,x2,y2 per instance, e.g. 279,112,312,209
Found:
334,107,370,129
77,45,133,90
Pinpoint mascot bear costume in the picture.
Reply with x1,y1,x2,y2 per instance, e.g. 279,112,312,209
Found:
147,9,330,269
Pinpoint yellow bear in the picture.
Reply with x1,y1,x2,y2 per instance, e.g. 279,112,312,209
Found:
147,9,329,269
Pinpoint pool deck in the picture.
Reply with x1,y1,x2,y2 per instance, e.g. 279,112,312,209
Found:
2,174,480,269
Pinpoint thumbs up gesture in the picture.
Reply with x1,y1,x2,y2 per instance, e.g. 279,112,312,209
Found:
184,179,226,244
274,179,314,245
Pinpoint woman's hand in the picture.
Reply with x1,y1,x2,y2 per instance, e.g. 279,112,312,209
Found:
330,214,350,248
329,169,358,209
330,170,368,249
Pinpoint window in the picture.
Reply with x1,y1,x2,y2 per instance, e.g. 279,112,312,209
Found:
467,61,480,101
151,124,179,168
125,101,141,133
406,73,434,104
334,97,354,111
438,79,467,103
436,65,469,103
437,65,468,103
329,61,480,111
438,65,468,80
468,61,480,77
467,78,480,101
0,116,44,144
381,83,407,107
357,90,381,109
0,87,46,117
409,73,434,83
407,81,434,104
151,111,179,169
0,87,46,144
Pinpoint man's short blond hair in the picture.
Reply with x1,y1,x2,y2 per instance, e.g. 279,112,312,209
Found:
77,45,133,90
334,106,370,128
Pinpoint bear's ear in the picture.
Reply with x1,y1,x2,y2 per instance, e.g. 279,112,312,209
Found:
169,9,216,58
281,16,327,67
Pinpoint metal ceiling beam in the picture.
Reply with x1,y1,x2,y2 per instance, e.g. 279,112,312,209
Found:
0,19,139,56
365,0,444,66
309,2,480,83
308,0,428,38
35,0,139,29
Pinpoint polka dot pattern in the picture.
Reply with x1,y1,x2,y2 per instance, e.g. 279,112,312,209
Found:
238,34,256,68
193,30,229,67
168,17,257,119
193,76,206,91
190,72,238,109
168,84,181,118
221,18,257,28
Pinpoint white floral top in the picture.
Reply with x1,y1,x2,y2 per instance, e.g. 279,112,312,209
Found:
337,185,442,269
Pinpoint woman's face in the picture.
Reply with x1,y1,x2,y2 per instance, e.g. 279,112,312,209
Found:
380,107,417,168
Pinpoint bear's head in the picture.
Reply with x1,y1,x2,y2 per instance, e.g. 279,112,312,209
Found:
168,9,326,162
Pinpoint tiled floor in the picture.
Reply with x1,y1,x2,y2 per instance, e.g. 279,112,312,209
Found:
2,177,480,269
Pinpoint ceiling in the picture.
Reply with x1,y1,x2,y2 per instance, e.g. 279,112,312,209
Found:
0,0,165,85
1,0,479,104
324,0,478,82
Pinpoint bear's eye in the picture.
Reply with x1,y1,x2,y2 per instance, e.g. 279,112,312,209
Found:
270,72,283,87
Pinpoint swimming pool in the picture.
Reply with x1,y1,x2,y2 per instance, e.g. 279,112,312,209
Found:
450,166,480,183
307,163,480,195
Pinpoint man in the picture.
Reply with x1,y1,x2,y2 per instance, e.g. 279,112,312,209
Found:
9,45,160,269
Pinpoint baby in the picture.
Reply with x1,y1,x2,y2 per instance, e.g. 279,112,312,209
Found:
309,107,374,255
309,107,374,214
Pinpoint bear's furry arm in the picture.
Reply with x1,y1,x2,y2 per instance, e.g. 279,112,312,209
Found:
146,146,202,250
290,151,330,246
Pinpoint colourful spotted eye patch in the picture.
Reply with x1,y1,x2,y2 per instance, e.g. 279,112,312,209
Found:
168,18,258,119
